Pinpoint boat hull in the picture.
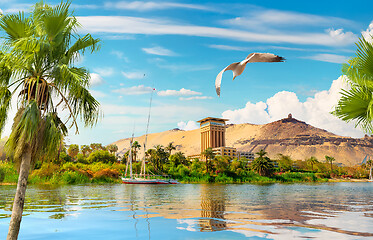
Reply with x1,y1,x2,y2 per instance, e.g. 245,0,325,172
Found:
121,177,178,184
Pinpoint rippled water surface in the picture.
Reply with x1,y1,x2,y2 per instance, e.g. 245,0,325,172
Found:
1,183,373,239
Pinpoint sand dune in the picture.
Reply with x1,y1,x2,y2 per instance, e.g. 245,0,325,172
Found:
112,117,373,166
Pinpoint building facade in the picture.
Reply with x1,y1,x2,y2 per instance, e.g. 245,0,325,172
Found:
197,117,228,155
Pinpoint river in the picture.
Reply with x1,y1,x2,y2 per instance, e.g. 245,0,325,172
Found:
0,183,373,239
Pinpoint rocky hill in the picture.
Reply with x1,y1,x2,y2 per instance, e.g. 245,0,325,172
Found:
112,116,373,166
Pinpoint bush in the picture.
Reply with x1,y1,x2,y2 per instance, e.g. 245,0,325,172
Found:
31,163,60,178
92,169,120,183
0,166,5,182
61,171,90,184
87,150,116,164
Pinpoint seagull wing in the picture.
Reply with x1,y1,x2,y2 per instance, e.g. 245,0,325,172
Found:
245,52,285,63
215,62,240,97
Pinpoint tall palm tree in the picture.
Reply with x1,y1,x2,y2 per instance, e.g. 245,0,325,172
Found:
333,36,373,133
131,141,141,162
202,147,215,173
0,2,101,239
165,142,176,156
325,155,335,172
306,156,319,171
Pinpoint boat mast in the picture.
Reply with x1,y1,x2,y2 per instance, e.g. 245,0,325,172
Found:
125,125,135,178
141,87,155,176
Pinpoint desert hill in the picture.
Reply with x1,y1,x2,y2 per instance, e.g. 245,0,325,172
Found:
112,116,373,166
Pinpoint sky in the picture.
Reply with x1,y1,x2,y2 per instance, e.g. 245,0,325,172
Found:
1,0,373,145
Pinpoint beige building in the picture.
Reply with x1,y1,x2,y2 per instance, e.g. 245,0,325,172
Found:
188,117,254,161
197,117,228,154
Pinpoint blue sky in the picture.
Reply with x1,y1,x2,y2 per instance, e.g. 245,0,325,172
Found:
1,0,373,145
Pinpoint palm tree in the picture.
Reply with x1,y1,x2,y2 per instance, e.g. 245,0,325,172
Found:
325,155,335,172
306,156,319,171
107,144,118,155
333,36,373,133
165,142,176,156
0,2,101,239
251,149,274,176
131,141,141,162
67,144,79,160
202,147,215,173
80,145,91,157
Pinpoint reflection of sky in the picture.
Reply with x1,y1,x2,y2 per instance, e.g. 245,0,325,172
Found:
1,183,373,239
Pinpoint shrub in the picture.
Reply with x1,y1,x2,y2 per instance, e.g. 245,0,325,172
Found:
87,150,116,164
0,166,5,182
31,163,60,178
61,171,90,184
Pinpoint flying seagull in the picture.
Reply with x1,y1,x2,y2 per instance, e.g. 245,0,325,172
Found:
215,53,285,96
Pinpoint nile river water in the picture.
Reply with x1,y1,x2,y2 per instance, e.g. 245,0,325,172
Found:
0,183,373,239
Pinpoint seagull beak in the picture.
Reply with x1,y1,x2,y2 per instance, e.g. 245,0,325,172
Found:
232,76,236,81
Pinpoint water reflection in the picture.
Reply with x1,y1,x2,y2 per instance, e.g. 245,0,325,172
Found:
0,183,373,239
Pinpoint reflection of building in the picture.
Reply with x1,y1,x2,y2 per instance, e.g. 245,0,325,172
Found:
199,186,226,231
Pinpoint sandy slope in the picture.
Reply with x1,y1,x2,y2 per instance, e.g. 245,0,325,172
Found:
112,117,373,166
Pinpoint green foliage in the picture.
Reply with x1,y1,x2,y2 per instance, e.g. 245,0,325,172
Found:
277,154,293,171
67,144,79,159
251,150,275,177
333,37,373,133
87,150,116,164
0,165,5,182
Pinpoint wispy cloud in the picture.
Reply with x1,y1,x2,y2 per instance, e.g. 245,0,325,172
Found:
224,10,355,29
93,67,114,77
110,50,130,62
302,53,349,64
142,46,176,56
77,16,357,46
112,85,153,95
158,88,202,97
179,96,213,101
104,1,211,12
121,71,145,79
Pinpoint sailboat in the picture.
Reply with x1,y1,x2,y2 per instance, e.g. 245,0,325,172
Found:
121,88,179,184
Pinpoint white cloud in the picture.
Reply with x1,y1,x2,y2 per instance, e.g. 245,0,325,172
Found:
77,16,357,46
93,67,114,77
179,96,213,101
177,121,199,131
157,88,202,97
112,85,153,95
362,21,373,43
222,76,364,138
121,71,145,79
89,73,105,86
224,10,354,29
90,90,107,98
104,1,210,11
142,46,176,56
327,28,356,43
303,53,348,64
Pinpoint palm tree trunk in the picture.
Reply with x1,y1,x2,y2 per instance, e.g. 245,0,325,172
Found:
7,146,32,240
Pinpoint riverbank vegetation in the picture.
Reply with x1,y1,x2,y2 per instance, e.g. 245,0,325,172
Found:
1,142,371,185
